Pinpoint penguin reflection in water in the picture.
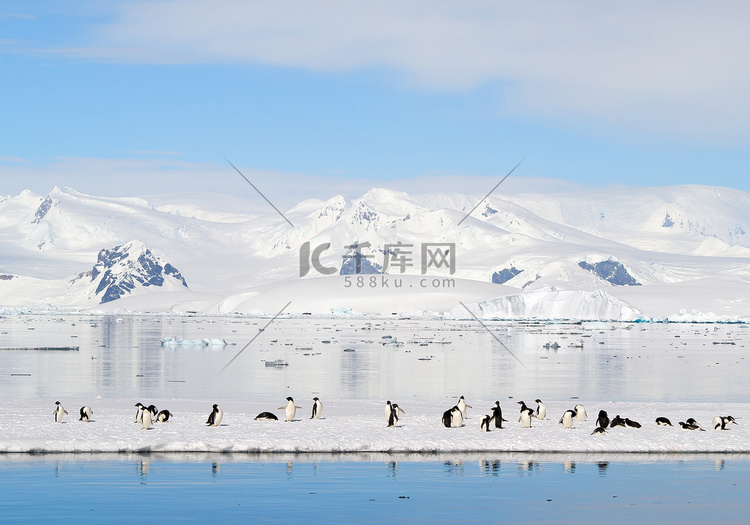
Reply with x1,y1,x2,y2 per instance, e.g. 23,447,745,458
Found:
279,397,301,422
53,401,68,423
386,401,405,427
206,404,223,427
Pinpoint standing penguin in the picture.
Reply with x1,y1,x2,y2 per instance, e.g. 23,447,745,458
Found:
388,403,404,427
534,399,546,420
156,410,172,422
517,401,534,418
448,406,464,428
490,401,507,429
141,407,153,430
457,396,472,420
79,406,93,422
206,404,223,426
518,401,533,428
559,409,576,429
596,410,610,429
442,408,453,428
574,404,587,422
134,403,145,424
279,397,300,422
53,401,68,423
310,397,323,419
480,414,493,432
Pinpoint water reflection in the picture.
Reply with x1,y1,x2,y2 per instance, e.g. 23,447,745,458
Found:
3,316,750,402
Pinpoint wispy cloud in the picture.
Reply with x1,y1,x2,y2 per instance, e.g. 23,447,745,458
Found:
33,0,749,141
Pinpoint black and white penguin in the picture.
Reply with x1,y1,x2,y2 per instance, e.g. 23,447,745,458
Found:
446,406,463,428
624,418,641,428
134,403,145,424
559,409,576,429
655,417,672,426
591,426,607,435
385,401,393,423
686,417,699,426
79,406,93,422
141,406,153,430
480,414,492,432
609,415,626,428
534,399,546,420
156,410,172,422
574,404,587,422
206,404,223,426
147,405,158,419
254,412,279,421
388,403,404,427
518,404,532,428
310,397,323,419
53,401,68,423
713,416,737,430
596,410,610,429
278,397,300,422
457,396,472,420
679,420,705,431
490,401,507,429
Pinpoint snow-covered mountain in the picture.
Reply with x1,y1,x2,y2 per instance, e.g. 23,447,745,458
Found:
1,184,749,320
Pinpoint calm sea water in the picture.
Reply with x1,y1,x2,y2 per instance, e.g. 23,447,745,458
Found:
0,453,748,524
1,315,749,523
1,315,748,402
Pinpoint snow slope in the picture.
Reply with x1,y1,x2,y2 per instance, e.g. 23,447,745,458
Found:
1,184,750,320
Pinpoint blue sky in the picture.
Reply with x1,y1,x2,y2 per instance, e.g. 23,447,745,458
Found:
2,1,750,200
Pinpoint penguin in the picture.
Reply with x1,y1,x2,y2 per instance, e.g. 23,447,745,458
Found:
624,418,641,428
134,403,145,424
206,404,223,426
310,397,323,419
534,399,546,420
156,410,172,422
388,403,404,427
278,397,300,422
457,396,472,420
713,416,737,430
596,410,610,429
591,426,607,435
574,404,587,422
519,408,532,429
254,412,279,421
609,415,626,428
679,421,705,431
79,406,93,422
559,409,575,429
147,405,158,419
448,406,464,428
655,417,672,426
480,414,492,432
141,406,153,430
385,401,393,423
490,401,507,429
53,401,68,423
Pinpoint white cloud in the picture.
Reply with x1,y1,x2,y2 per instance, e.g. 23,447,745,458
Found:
51,0,750,142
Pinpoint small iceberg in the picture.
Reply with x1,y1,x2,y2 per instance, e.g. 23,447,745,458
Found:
160,337,229,348
264,359,289,367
